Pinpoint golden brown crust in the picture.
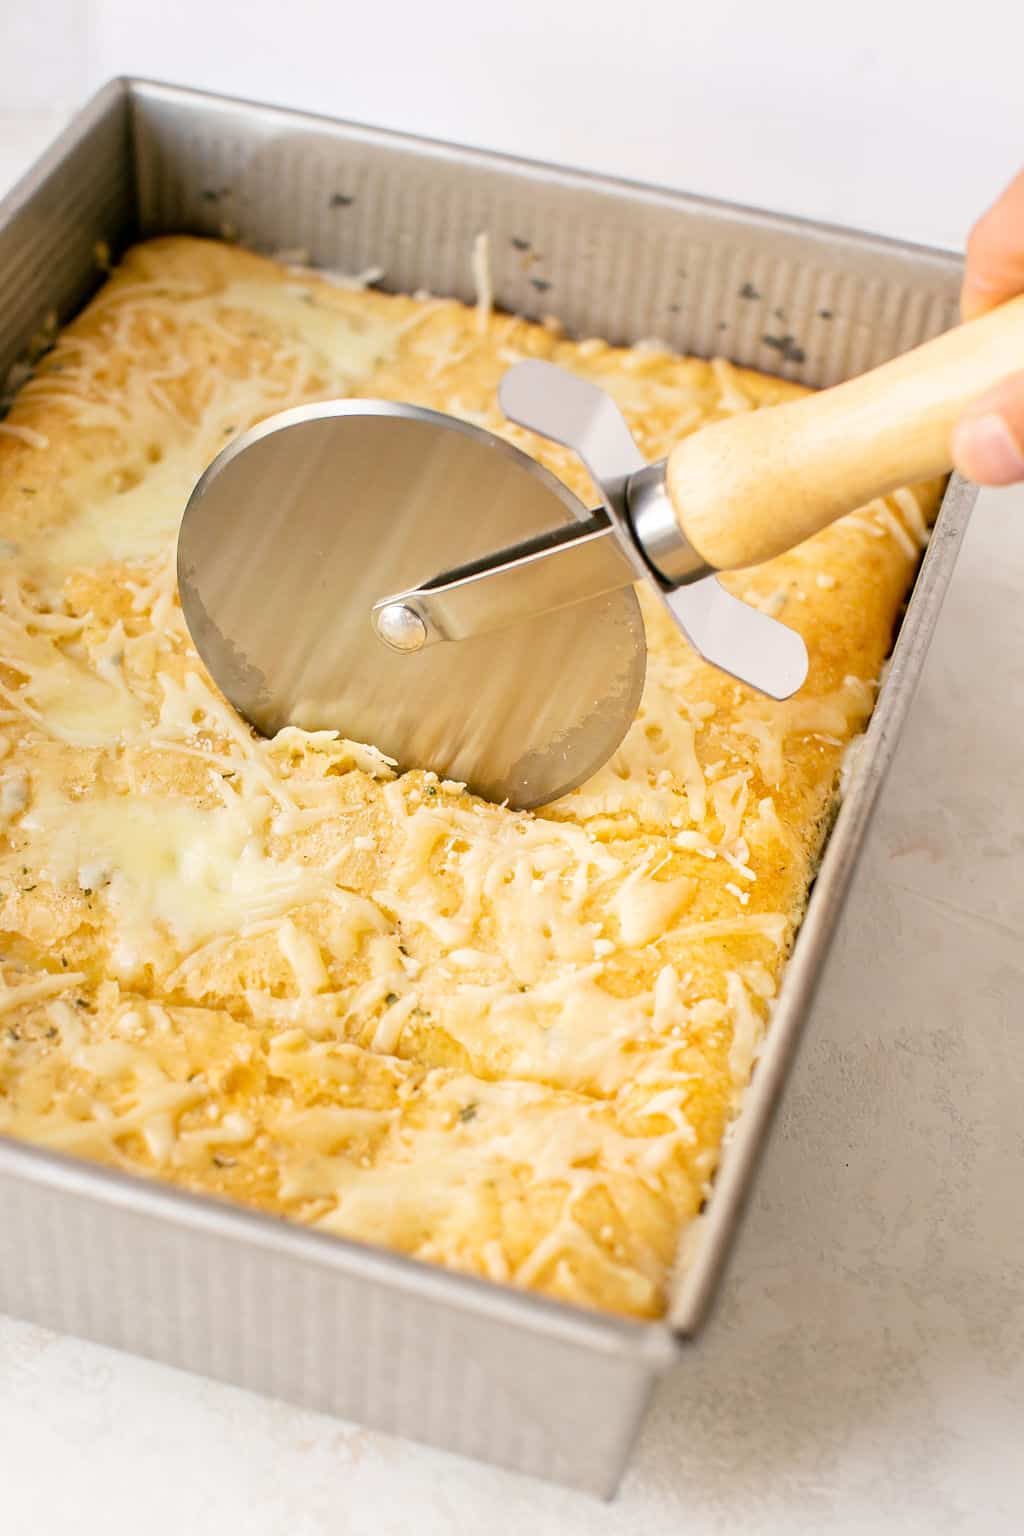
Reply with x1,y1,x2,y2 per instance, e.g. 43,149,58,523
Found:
0,237,943,1317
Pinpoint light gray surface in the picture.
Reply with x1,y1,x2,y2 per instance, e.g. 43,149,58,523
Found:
1,112,1022,1530
8,1,1022,251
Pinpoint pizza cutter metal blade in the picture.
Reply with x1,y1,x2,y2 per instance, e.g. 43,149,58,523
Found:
177,366,807,808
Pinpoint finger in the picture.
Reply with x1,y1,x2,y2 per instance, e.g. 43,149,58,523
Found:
951,371,1024,485
961,168,1024,320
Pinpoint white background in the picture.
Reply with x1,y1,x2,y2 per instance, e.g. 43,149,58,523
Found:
1,3,1024,1532
2,0,1024,250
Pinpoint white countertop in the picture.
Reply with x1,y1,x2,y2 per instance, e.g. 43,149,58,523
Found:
1,109,1022,1536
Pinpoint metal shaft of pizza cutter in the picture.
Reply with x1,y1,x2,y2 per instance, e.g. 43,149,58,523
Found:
371,478,687,650
373,361,809,702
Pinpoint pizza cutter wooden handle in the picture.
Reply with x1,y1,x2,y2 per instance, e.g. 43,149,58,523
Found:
666,293,1024,570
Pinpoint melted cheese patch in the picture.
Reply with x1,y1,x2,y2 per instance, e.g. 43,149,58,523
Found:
0,236,945,1320
217,280,402,379
22,276,406,577
43,454,205,573
21,788,336,954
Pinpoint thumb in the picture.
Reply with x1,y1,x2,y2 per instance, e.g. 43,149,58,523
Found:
951,372,1024,486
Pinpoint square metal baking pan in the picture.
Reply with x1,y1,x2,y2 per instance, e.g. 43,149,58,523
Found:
0,78,975,1496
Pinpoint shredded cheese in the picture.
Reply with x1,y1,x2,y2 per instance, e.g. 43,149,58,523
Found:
471,231,493,335
0,235,945,1321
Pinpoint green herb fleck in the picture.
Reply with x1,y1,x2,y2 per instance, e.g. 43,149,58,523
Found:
458,1103,478,1123
212,1154,236,1169
384,992,399,1006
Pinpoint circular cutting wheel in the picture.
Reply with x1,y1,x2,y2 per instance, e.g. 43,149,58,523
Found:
177,401,646,808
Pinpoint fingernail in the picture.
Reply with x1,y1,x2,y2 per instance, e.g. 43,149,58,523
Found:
952,414,1024,486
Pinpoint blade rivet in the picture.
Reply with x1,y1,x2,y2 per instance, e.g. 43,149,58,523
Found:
375,603,427,653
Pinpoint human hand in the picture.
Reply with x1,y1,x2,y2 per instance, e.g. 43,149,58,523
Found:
951,169,1024,486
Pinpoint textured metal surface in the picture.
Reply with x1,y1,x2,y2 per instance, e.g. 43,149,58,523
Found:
178,398,646,809
0,78,975,1495
0,82,134,401
127,83,961,385
0,1135,669,1496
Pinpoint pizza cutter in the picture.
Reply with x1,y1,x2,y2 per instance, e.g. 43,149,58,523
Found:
177,293,1024,807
